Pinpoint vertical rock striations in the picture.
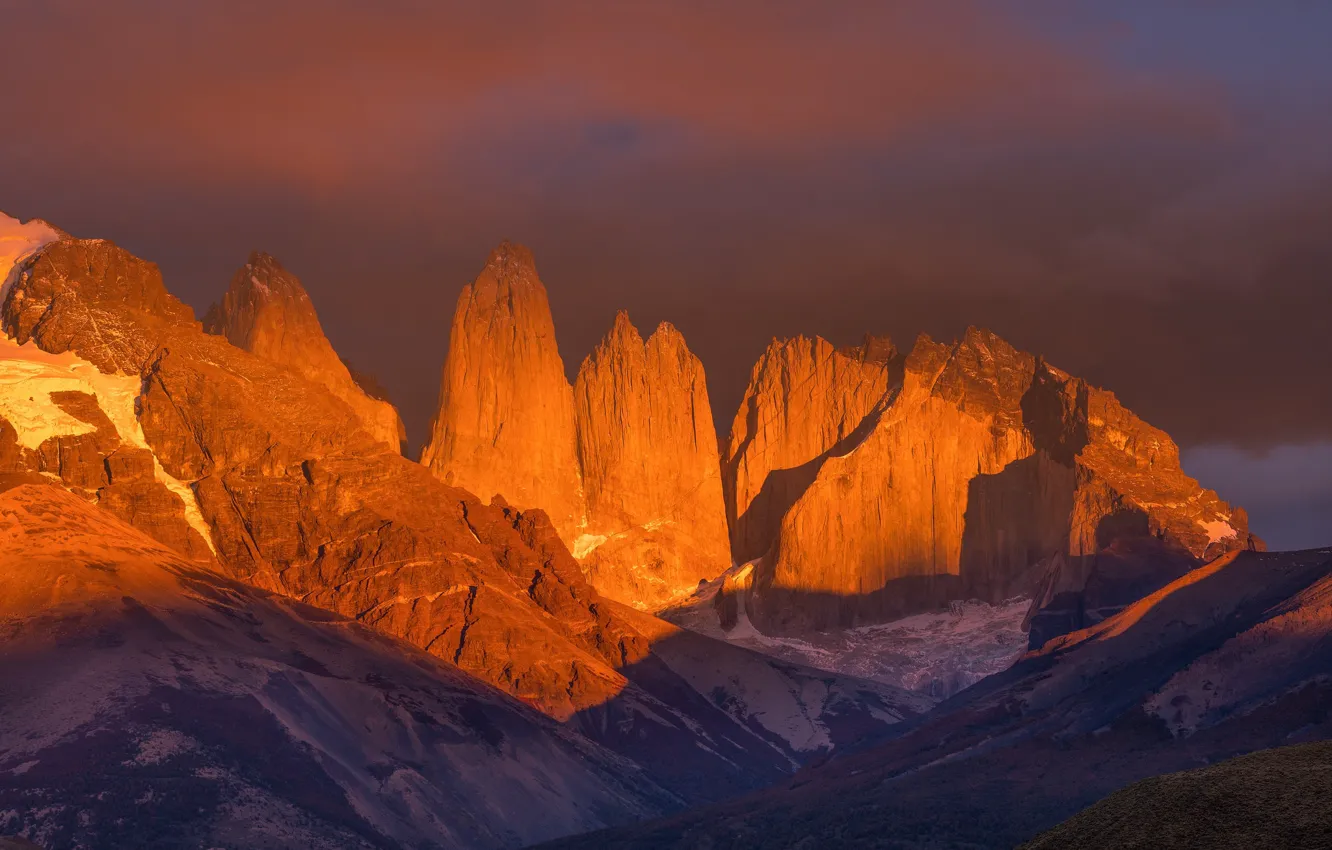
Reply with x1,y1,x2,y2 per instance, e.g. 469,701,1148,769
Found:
720,328,1254,637
722,334,900,567
423,246,734,609
421,242,584,539
572,311,731,608
1,230,922,816
3,233,649,722
204,252,405,452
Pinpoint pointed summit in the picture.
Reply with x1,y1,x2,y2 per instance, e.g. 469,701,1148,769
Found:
421,242,584,537
608,308,640,341
204,253,405,452
483,239,538,279
573,311,731,608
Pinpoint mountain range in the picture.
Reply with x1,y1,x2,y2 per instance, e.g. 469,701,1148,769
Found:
0,208,1325,849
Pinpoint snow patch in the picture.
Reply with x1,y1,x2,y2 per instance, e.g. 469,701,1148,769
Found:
572,519,677,561
0,334,217,556
667,584,1029,699
367,586,470,612
0,211,59,300
248,274,271,296
0,335,147,450
572,533,608,559
1201,519,1237,546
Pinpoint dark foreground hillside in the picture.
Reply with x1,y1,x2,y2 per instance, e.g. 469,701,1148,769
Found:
1023,741,1332,850
540,548,1332,849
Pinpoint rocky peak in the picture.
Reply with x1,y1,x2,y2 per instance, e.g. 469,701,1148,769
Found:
649,319,687,345
902,332,952,380
924,327,1034,429
608,308,641,343
240,250,307,297
572,311,731,608
4,238,197,374
838,332,899,365
720,325,1254,637
484,238,538,280
203,252,405,452
467,240,549,323
203,252,313,344
421,240,584,538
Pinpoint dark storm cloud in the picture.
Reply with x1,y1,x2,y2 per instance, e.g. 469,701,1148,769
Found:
1,1,1328,546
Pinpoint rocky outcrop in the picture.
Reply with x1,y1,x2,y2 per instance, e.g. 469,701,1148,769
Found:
0,211,62,294
203,252,405,452
0,332,214,563
572,312,731,608
4,237,196,374
423,247,734,609
722,334,900,566
2,230,921,815
4,235,633,720
421,242,584,538
0,479,679,849
721,328,1254,635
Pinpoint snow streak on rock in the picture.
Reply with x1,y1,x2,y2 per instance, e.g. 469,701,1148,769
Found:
0,334,216,556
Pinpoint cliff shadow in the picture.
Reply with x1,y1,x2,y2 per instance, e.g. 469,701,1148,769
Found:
729,386,899,566
729,446,1069,637
739,573,968,634
956,451,1077,604
1024,506,1202,648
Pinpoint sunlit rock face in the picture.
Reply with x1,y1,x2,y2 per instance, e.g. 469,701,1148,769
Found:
1,229,925,819
722,334,900,568
573,312,731,609
0,235,215,562
720,327,1254,636
420,242,585,539
424,246,734,609
0,335,215,563
203,251,405,452
3,234,643,723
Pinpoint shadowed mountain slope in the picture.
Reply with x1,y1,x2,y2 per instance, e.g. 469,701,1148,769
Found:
0,480,676,849
540,546,1332,849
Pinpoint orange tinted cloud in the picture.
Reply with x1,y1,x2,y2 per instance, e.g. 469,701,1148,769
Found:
3,2,1330,550
3,1,1225,188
